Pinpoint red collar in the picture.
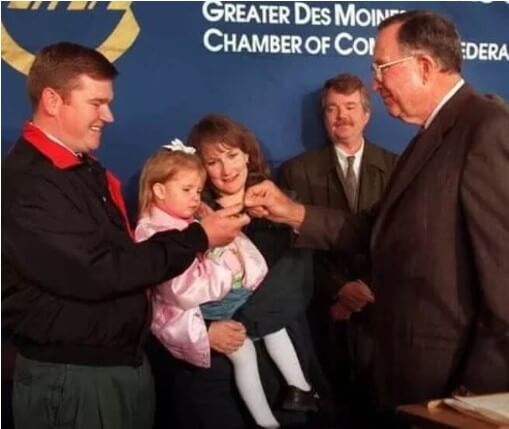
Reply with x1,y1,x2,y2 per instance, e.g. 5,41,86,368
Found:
21,121,133,237
22,122,82,169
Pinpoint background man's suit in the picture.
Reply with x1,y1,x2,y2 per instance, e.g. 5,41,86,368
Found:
298,84,509,409
278,141,397,422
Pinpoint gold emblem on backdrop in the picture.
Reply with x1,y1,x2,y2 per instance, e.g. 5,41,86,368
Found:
1,1,140,75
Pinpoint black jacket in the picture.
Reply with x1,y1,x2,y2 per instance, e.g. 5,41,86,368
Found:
2,129,208,366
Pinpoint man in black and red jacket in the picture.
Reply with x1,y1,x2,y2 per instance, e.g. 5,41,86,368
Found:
2,42,249,429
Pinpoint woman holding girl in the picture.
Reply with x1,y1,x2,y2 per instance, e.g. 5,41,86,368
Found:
135,133,324,428
182,114,330,428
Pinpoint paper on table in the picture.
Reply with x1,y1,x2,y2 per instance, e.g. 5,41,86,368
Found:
444,392,509,426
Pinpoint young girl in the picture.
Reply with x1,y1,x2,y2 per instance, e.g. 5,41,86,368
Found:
135,141,316,429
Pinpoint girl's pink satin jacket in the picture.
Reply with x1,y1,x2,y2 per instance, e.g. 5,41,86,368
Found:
135,206,267,368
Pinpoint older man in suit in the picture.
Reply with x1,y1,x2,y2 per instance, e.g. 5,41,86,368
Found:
245,9,509,418
278,73,397,427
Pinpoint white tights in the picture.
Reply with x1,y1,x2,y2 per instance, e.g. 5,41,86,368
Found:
227,328,311,428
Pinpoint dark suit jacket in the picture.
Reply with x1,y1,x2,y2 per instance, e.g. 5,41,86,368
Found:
277,141,397,389
298,84,509,408
278,140,397,302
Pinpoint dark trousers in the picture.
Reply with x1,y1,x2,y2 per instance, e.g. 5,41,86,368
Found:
13,353,155,429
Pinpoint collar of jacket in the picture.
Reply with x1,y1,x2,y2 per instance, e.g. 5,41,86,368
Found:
326,139,390,173
21,121,133,238
22,122,85,169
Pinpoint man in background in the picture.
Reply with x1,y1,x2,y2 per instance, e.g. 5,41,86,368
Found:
278,73,396,427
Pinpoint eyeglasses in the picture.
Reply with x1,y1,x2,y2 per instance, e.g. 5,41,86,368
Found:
371,56,414,81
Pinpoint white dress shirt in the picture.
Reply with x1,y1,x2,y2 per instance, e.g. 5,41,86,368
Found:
423,78,465,129
334,139,365,187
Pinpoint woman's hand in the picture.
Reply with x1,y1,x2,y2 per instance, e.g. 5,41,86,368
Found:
208,320,246,354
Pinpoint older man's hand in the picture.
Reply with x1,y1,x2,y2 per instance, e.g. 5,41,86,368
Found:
244,180,305,229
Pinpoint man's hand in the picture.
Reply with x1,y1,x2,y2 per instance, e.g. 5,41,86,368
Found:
336,280,375,312
200,204,250,247
208,320,246,354
244,180,305,229
330,301,353,320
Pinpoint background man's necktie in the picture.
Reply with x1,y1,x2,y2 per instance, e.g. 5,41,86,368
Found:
345,155,357,212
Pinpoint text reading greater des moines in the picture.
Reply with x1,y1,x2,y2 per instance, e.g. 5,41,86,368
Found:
201,1,509,60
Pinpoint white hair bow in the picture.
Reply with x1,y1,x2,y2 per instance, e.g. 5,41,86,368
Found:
162,138,196,154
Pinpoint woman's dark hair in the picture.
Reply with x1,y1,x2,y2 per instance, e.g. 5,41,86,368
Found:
188,114,271,188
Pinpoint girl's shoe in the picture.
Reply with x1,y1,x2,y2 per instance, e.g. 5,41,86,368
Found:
281,386,320,413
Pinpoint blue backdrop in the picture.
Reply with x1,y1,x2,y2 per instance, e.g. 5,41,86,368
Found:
2,1,508,207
